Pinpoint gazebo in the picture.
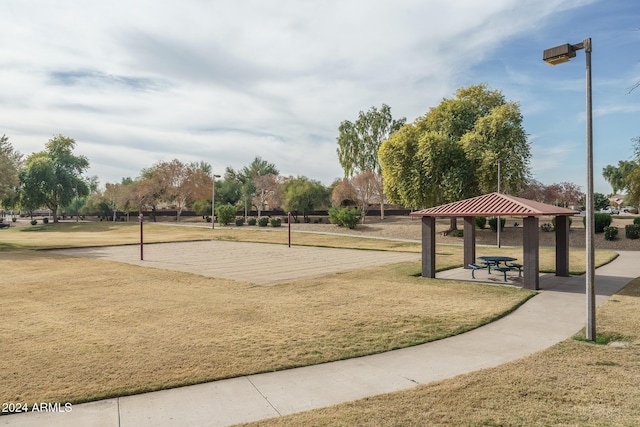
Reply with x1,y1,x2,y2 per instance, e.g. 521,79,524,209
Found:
409,192,579,290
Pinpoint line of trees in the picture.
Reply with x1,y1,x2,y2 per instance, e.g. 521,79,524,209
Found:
5,83,629,225
85,157,336,223
0,134,388,225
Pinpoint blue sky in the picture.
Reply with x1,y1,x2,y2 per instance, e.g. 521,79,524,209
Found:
1,0,638,195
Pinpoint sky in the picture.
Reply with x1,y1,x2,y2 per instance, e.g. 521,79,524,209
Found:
1,0,639,195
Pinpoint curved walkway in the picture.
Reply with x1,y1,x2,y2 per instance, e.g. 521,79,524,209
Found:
5,250,639,427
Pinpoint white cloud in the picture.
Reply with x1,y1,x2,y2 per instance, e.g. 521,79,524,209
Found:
0,0,609,189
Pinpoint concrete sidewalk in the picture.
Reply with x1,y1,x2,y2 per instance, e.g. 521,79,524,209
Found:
4,251,638,427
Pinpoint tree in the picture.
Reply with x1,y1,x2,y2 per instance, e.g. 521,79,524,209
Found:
518,180,585,208
593,192,609,211
337,104,405,219
226,157,279,218
18,135,89,223
151,159,213,222
624,137,640,205
104,182,128,221
603,160,637,195
331,178,358,207
350,171,379,223
461,102,530,195
0,135,22,202
216,179,242,206
282,176,329,222
379,84,531,223
241,156,279,179
252,174,282,216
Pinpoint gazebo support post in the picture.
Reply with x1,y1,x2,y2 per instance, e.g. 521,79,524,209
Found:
523,216,540,290
555,215,570,277
421,216,436,278
463,216,476,269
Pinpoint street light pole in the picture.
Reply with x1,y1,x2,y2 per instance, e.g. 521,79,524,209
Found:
497,159,501,248
211,173,221,229
543,37,595,341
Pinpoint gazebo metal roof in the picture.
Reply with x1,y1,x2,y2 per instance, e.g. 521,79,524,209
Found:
409,192,579,217
411,192,577,290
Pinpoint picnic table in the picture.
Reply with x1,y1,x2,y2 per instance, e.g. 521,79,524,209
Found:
470,256,522,281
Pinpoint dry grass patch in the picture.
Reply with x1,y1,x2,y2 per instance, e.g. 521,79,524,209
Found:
1,222,617,275
238,278,640,427
0,251,533,406
0,222,215,248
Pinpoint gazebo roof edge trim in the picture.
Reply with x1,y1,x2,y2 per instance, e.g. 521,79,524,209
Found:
409,192,579,217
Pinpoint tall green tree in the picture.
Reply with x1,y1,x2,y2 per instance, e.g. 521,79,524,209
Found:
282,176,329,222
18,135,90,222
461,102,530,194
336,104,405,218
337,104,406,176
0,134,23,203
379,84,531,216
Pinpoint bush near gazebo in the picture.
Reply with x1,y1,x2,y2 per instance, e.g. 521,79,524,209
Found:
475,216,487,229
583,213,612,233
625,224,640,239
604,226,618,241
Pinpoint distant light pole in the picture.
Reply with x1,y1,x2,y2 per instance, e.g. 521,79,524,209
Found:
497,158,501,248
211,173,221,229
75,185,79,223
543,38,595,341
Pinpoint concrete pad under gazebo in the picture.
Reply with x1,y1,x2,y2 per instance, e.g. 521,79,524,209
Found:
409,192,579,290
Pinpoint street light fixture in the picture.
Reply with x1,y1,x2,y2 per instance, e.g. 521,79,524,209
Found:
211,173,221,229
543,38,595,341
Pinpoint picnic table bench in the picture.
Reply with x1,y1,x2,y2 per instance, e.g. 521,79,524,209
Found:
471,256,523,281
0,222,10,229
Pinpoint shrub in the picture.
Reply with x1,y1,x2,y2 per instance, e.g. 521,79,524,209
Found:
270,217,282,227
475,216,487,229
329,206,361,229
31,219,38,226
488,217,505,232
247,217,257,226
339,208,361,229
328,206,342,225
604,226,618,241
451,229,464,237
625,224,640,239
235,217,245,226
43,217,49,224
205,216,212,223
540,223,553,232
584,213,612,233
12,217,17,223
257,217,269,227
633,217,640,226
215,204,236,225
